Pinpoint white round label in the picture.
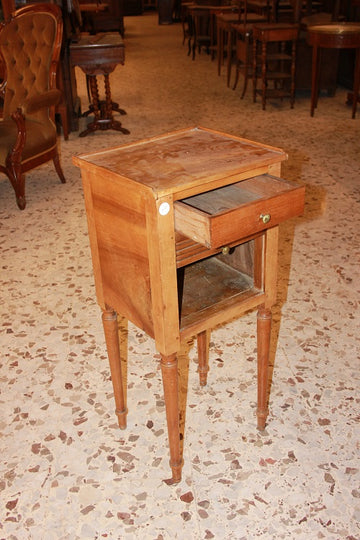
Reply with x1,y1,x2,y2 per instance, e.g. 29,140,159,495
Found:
159,202,170,216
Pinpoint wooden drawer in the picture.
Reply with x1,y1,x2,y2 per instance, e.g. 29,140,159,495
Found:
174,174,305,249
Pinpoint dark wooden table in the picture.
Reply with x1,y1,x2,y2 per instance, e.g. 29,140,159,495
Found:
70,33,129,136
307,23,360,118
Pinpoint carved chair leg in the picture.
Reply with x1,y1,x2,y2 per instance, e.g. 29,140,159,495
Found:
16,196,26,210
233,61,240,90
16,189,26,210
257,306,271,431
160,353,183,483
197,330,209,386
102,309,127,429
53,152,66,184
9,169,26,210
241,69,249,100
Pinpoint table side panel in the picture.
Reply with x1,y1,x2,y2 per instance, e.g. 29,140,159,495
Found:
70,46,125,67
82,169,155,337
307,25,360,49
80,169,106,308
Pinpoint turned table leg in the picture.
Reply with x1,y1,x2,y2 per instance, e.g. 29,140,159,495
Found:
256,306,271,431
103,73,130,134
310,44,320,117
253,37,257,103
261,40,267,111
89,75,101,120
160,353,183,483
102,309,127,429
226,28,233,88
197,330,209,386
217,24,222,76
290,39,296,109
352,48,360,119
104,73,114,121
79,75,101,137
79,73,129,136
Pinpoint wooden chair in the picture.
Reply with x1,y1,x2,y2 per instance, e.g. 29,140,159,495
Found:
181,2,195,56
189,1,234,60
252,22,299,109
216,11,240,83
231,13,268,96
0,3,66,209
229,0,269,96
189,5,213,59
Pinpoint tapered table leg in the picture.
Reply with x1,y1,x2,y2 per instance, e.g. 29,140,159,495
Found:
226,28,233,88
257,306,271,431
310,44,320,117
102,309,127,429
352,49,360,119
197,330,209,386
290,39,296,109
253,38,257,103
160,353,183,483
217,24,222,76
261,40,267,111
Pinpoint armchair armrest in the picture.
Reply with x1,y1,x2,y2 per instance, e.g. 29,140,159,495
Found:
21,89,62,115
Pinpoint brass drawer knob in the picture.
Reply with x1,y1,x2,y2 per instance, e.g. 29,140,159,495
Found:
260,213,271,224
221,246,230,255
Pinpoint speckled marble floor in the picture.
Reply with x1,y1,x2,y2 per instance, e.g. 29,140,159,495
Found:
0,13,359,540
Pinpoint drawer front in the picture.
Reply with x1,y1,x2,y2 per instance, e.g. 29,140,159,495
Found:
174,174,305,248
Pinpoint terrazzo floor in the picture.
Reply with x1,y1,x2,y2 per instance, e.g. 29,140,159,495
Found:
0,12,359,540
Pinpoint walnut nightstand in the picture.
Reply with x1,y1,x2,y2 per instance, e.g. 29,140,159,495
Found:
73,127,305,483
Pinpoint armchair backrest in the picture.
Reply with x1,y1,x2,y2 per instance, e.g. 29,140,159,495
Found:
0,3,63,122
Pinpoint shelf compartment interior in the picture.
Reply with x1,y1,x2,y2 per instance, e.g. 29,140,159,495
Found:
178,241,261,330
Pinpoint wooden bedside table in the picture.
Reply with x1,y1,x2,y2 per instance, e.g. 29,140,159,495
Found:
73,127,305,483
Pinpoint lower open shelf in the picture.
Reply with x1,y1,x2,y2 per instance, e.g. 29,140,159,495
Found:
178,241,264,333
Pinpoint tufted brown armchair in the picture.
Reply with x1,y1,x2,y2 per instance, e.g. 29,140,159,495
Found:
0,3,66,210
